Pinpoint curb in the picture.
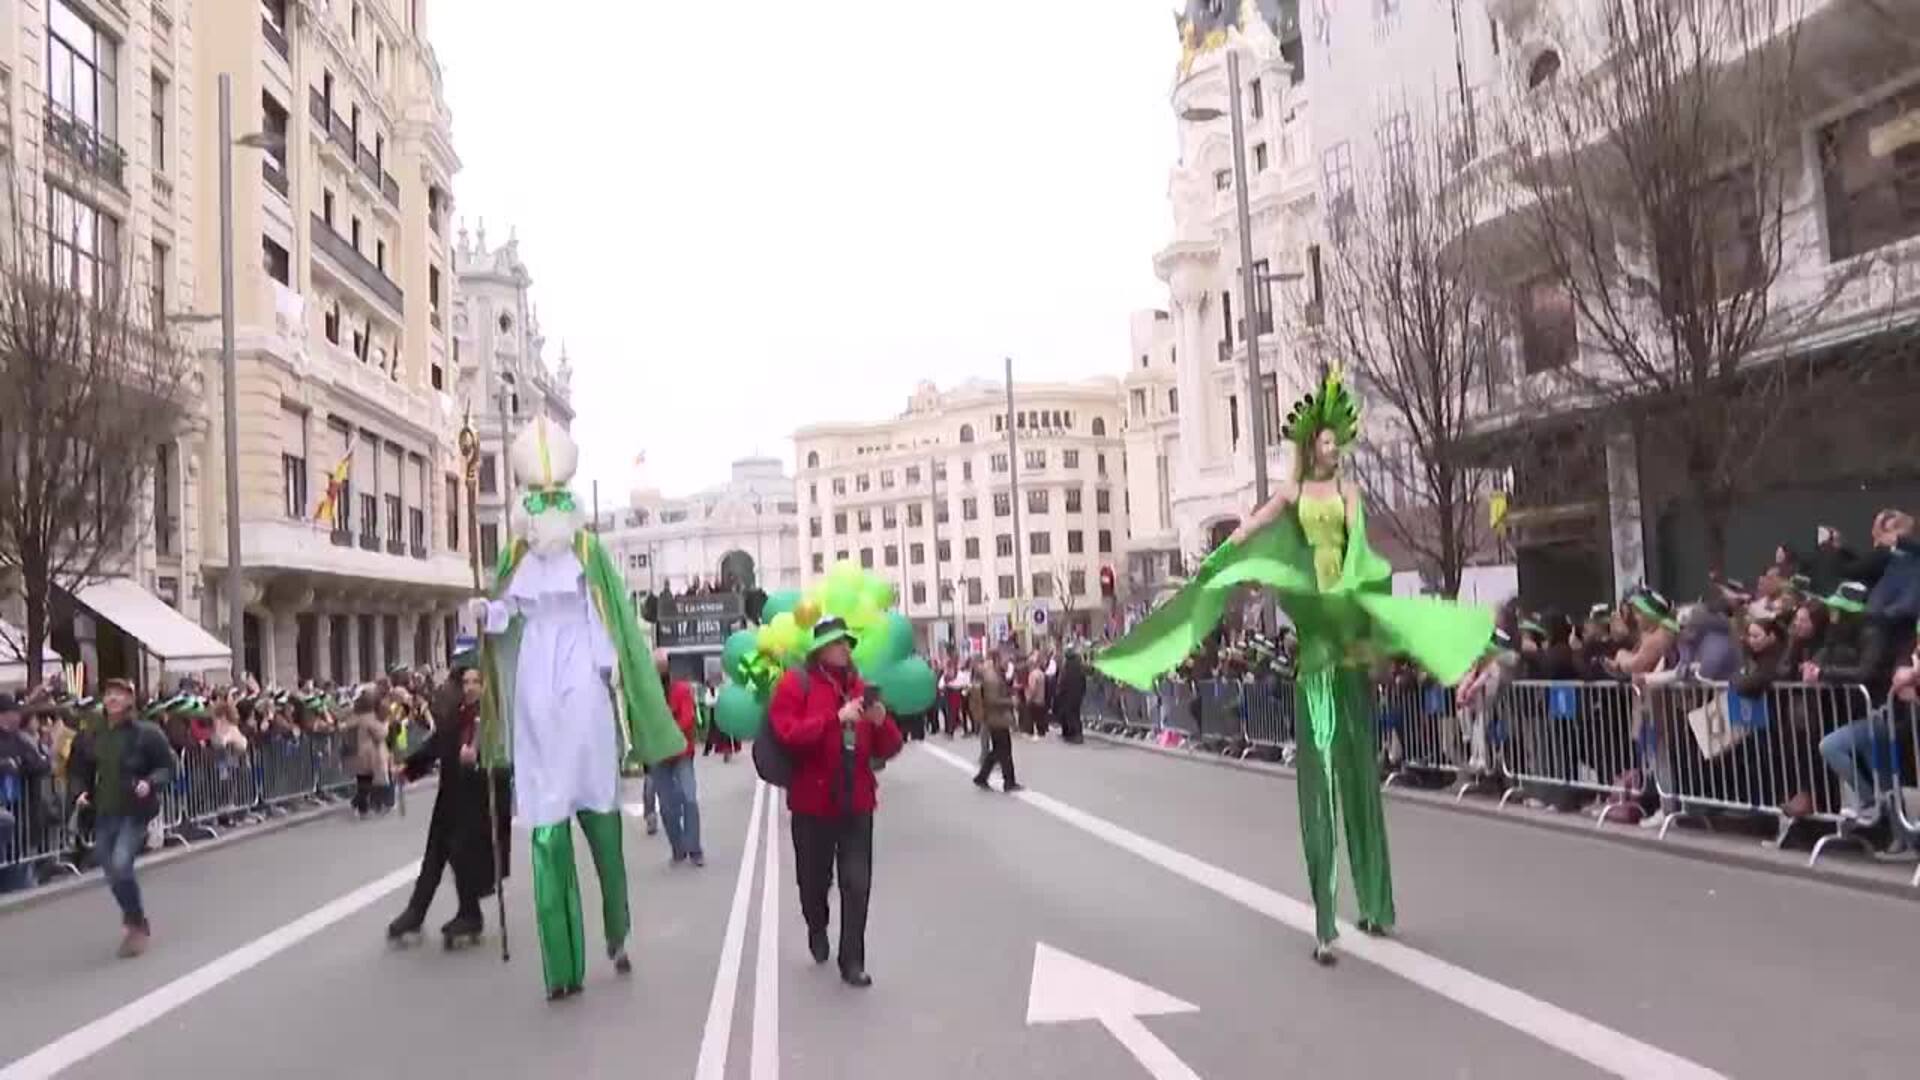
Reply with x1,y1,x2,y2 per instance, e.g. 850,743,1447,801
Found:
1086,731,1920,903
0,779,438,919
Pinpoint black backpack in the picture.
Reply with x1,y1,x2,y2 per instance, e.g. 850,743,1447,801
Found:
752,670,814,789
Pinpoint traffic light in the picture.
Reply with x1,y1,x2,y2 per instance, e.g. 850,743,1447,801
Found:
1099,566,1116,599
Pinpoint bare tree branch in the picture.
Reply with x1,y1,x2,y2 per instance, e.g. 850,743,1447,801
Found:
0,153,196,683
1308,97,1500,597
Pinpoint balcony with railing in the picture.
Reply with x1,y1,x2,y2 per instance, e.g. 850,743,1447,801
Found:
263,158,290,199
358,494,379,552
310,212,405,313
44,105,126,190
262,14,289,60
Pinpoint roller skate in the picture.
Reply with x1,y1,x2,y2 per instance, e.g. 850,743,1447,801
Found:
440,911,483,951
386,907,425,948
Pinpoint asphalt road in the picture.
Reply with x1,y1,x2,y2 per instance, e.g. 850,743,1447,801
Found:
1,735,1913,1079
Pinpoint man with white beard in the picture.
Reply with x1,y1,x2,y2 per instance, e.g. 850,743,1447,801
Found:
471,416,686,1001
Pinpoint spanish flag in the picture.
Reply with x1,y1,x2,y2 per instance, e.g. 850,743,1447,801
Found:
311,435,355,525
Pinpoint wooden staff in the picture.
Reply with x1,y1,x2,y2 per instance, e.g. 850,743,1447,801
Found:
460,417,510,963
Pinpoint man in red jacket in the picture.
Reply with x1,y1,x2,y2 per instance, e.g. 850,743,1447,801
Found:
653,649,705,866
768,617,904,988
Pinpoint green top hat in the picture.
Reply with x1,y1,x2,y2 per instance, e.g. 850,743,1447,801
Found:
1824,580,1869,615
809,616,857,655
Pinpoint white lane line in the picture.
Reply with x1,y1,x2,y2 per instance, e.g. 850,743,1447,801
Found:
750,788,782,1080
918,744,1725,1080
0,863,417,1080
695,778,768,1080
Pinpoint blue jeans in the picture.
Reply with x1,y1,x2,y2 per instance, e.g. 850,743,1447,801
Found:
1819,711,1901,812
652,757,702,858
95,815,148,927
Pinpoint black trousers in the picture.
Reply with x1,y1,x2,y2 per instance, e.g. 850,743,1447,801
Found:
404,818,483,919
975,728,1017,788
790,813,874,971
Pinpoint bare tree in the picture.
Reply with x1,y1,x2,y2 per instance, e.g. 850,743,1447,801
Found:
0,161,195,683
1499,0,1889,576
1312,102,1500,598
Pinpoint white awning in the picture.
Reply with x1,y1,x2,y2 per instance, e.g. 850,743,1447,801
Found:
74,578,232,673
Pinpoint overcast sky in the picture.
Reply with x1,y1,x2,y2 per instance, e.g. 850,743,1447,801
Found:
433,1,1174,504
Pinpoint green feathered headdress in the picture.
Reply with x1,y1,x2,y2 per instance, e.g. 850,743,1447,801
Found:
1282,366,1361,449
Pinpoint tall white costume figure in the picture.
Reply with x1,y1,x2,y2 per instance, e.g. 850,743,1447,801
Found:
473,417,685,1000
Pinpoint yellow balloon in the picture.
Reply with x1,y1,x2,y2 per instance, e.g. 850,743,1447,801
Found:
793,598,821,629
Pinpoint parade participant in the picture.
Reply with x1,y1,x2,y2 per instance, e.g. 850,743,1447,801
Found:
388,661,511,948
653,649,705,866
768,617,905,987
472,417,687,1001
1095,368,1491,965
67,678,176,958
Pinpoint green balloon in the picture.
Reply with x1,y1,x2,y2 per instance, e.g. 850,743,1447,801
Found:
762,590,801,620
871,656,938,715
861,576,897,611
715,683,768,740
722,629,759,684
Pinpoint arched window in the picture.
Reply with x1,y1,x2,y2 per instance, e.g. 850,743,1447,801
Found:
1527,50,1562,90
805,450,820,469
1091,417,1107,437
959,424,975,443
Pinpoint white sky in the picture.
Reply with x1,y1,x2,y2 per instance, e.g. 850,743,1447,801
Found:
432,1,1175,504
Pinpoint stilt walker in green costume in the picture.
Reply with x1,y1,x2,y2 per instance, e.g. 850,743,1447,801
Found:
471,417,688,1000
1095,368,1492,965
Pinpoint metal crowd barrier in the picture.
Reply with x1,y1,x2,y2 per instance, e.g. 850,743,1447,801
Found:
1491,681,1640,825
1084,670,1920,885
0,729,372,894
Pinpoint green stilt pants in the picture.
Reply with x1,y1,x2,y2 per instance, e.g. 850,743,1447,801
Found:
530,809,630,992
1294,666,1396,946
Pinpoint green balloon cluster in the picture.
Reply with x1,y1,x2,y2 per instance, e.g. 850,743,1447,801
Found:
714,559,940,739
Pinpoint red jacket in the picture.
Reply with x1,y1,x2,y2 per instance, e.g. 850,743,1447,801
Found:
665,679,698,760
768,663,904,818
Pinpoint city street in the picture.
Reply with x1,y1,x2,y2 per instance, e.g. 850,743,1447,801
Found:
1,738,1912,1080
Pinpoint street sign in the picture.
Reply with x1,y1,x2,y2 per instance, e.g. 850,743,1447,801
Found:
653,592,748,651
1031,608,1048,628
1027,943,1200,1080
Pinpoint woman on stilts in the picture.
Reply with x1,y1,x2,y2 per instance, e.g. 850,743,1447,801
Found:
1095,367,1491,965
388,659,512,947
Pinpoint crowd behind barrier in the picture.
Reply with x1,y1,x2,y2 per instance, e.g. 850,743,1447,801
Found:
0,717,436,894
1085,673,1920,888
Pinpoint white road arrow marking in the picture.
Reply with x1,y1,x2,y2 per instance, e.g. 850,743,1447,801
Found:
1026,943,1202,1080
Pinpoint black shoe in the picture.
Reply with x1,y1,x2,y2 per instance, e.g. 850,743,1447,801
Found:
1357,920,1391,938
386,908,425,941
611,946,633,976
808,928,830,965
1003,783,1025,793
690,852,706,867
1312,944,1337,967
839,965,873,988
972,776,991,790
546,984,583,1002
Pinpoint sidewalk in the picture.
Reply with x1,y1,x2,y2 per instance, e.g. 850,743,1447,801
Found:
1090,732,1920,901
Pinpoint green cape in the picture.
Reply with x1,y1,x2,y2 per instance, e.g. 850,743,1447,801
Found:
1094,497,1492,690
479,532,687,770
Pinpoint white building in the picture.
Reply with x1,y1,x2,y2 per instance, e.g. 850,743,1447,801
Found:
601,457,801,607
1125,1,1320,591
1315,0,1920,605
451,221,575,567
795,379,1129,646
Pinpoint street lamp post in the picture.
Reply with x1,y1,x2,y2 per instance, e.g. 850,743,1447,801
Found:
1183,47,1272,505
212,74,286,683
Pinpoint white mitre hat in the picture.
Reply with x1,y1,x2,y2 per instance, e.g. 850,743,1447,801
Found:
508,415,580,489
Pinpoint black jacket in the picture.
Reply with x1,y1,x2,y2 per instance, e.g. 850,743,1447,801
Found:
1051,657,1087,718
68,717,176,822
1816,616,1899,705
405,696,510,896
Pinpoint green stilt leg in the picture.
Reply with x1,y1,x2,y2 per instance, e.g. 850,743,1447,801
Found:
576,809,631,956
531,823,585,993
1293,666,1396,945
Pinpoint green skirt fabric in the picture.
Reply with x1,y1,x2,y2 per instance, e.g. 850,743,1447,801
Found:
1094,498,1492,690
